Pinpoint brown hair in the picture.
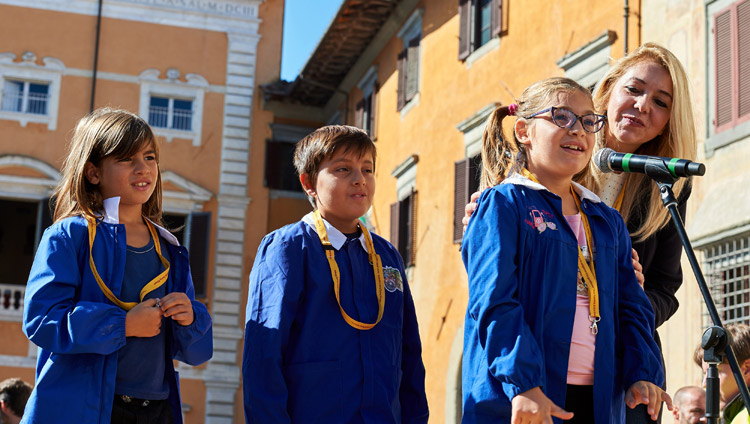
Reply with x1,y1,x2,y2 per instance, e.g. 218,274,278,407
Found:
480,77,594,190
581,42,697,241
0,378,32,417
52,108,163,224
293,125,376,207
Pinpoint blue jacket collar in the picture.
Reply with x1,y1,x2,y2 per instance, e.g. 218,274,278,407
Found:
302,212,369,252
502,172,602,204
100,197,180,246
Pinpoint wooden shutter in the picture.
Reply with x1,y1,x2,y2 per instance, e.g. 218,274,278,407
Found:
458,0,472,60
453,158,469,243
187,211,211,298
738,0,750,119
370,82,379,140
390,201,400,250
355,99,365,128
715,9,733,129
405,37,420,103
397,49,407,111
407,191,418,266
491,0,502,37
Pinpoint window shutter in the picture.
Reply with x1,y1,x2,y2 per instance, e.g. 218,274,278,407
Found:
370,83,379,140
715,9,733,129
491,0,502,37
453,158,469,244
397,49,407,111
355,99,365,128
187,211,211,298
458,0,472,60
390,201,400,251
407,190,418,266
405,37,420,103
738,0,750,119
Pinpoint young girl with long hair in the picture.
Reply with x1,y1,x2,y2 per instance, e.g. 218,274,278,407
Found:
22,108,212,424
462,77,669,423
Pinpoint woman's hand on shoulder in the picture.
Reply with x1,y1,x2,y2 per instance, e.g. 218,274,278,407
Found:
159,292,195,326
625,380,673,420
511,386,573,424
462,190,484,233
632,248,645,288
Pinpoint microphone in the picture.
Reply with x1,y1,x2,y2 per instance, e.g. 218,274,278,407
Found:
593,147,705,178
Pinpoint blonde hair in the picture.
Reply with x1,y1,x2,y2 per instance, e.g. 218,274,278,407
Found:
480,77,594,190
52,108,163,224
581,42,697,241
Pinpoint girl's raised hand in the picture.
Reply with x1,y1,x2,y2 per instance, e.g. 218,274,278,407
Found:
511,386,573,424
159,292,195,326
625,380,673,420
125,298,163,337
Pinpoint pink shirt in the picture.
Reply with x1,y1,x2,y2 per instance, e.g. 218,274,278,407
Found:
564,213,596,386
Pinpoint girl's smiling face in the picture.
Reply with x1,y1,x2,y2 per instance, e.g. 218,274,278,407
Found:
85,141,159,214
605,60,673,153
517,89,596,190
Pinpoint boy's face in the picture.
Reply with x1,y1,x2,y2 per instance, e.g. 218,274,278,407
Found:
702,360,742,402
302,148,375,233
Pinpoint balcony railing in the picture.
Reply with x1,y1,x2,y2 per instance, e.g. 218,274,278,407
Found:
149,105,192,131
0,283,24,317
0,91,48,115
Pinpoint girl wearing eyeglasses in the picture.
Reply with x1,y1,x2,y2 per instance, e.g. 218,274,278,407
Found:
461,77,670,423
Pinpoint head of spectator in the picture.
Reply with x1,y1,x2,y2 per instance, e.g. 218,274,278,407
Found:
0,378,32,424
672,386,706,424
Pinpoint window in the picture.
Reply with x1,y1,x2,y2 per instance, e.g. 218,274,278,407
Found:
556,31,617,92
264,124,314,193
163,212,211,298
356,66,378,138
706,0,750,155
149,96,193,131
2,80,49,115
397,9,423,113
702,232,750,327
453,154,481,243
138,68,207,146
458,0,502,61
0,51,63,130
391,155,419,267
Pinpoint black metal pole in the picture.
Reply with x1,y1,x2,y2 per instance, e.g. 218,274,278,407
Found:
654,179,750,420
90,0,103,112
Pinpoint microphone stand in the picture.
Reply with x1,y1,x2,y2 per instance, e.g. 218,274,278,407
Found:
645,164,750,424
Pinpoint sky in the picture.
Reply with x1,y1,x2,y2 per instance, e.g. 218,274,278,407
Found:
281,0,346,82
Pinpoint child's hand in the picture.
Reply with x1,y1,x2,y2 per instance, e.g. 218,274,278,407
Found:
511,386,573,423
632,248,645,288
159,292,195,326
125,298,163,337
626,381,673,420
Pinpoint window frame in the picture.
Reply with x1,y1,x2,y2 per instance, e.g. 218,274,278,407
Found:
706,0,750,157
391,155,419,267
355,66,379,138
0,52,63,130
458,0,502,63
138,68,207,146
396,9,423,114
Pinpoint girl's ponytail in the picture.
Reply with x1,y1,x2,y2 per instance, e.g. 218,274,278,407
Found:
479,104,519,190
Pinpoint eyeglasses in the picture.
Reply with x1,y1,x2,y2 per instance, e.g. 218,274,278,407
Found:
525,107,607,133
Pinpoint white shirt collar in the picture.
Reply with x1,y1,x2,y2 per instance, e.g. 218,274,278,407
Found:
302,212,369,252
100,197,181,246
502,173,602,204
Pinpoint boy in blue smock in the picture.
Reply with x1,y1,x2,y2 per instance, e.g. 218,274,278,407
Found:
242,125,429,423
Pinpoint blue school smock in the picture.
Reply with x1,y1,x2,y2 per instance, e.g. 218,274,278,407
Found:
461,175,664,424
22,198,213,424
242,213,429,423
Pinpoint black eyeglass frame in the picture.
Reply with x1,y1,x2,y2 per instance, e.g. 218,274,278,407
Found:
524,107,607,133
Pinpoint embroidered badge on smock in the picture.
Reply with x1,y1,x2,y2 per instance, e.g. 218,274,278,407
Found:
383,266,403,292
524,207,558,233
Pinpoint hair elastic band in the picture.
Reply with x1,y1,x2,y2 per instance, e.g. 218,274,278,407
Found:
508,103,518,116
